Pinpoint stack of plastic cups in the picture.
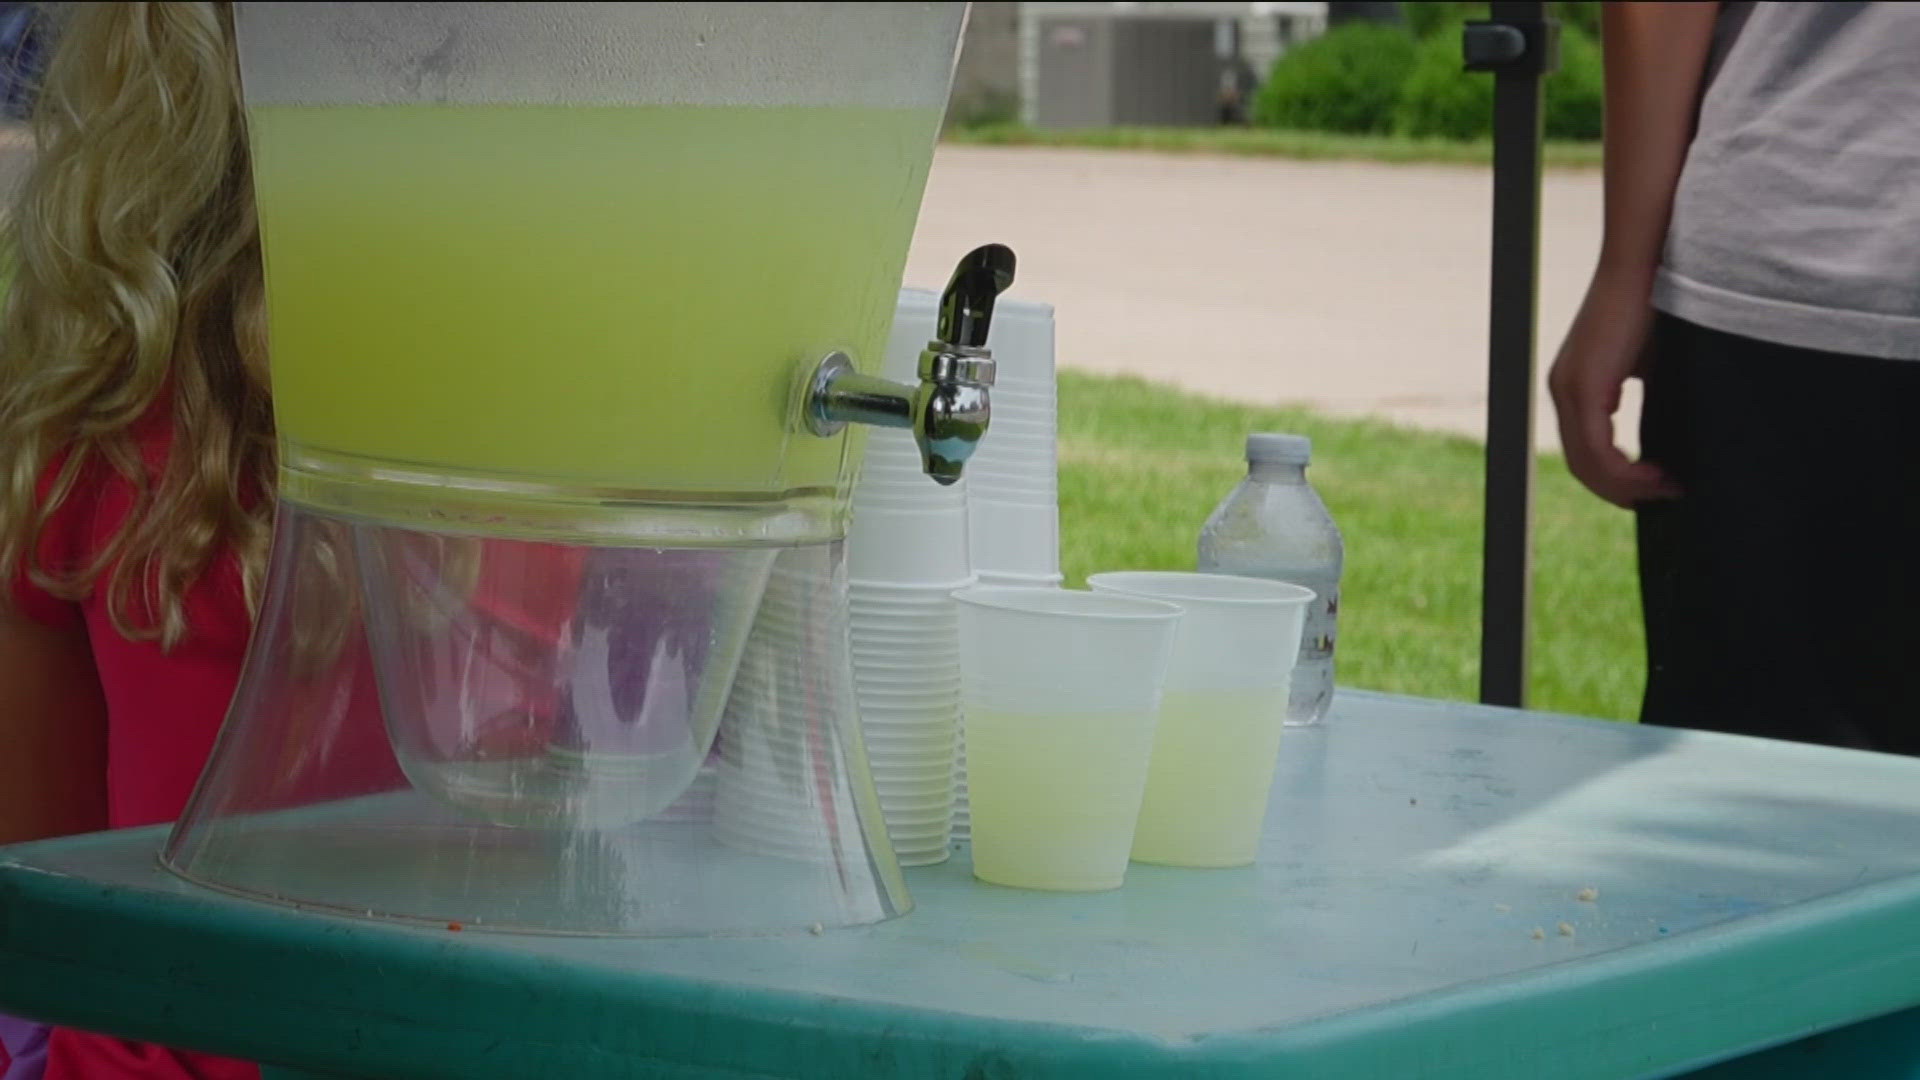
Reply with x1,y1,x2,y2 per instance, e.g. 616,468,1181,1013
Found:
845,290,970,866
713,550,868,865
953,296,1061,843
965,297,1061,589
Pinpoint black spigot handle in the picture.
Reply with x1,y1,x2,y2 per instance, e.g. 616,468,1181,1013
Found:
937,244,1017,351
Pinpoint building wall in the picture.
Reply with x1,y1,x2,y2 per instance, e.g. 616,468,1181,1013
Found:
1019,2,1328,127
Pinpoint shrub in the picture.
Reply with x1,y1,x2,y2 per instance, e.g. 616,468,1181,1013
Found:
1552,2,1602,42
1393,22,1603,141
1543,24,1603,141
1403,2,1483,40
1405,2,1601,42
1252,22,1420,136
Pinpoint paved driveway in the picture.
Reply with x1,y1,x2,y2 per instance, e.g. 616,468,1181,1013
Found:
906,145,1630,454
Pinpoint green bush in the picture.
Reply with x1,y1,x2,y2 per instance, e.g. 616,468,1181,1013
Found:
1552,1,1602,42
1392,22,1602,141
1252,22,1420,136
1404,2,1602,42
1403,2,1483,40
1543,23,1603,141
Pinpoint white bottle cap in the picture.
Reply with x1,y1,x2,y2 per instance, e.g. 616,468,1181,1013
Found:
1247,433,1311,465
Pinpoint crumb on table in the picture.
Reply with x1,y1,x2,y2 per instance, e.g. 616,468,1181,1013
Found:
1530,927,1545,940
1558,921,1576,937
1576,887,1599,902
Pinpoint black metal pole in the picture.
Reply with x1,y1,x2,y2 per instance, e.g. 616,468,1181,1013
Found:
1465,3,1556,708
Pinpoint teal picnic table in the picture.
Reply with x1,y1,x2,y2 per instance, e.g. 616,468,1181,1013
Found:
4,691,1920,1079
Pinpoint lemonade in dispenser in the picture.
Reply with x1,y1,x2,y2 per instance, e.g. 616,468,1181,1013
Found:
162,2,1015,936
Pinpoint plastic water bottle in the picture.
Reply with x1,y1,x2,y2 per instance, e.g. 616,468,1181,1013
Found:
1197,434,1344,725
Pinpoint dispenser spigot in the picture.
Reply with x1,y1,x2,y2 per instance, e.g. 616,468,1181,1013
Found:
806,244,1016,485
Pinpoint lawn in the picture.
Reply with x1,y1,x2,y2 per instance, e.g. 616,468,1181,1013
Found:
946,124,1605,169
1055,371,1643,721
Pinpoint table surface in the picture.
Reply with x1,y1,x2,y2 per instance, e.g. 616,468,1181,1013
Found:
6,691,1920,1079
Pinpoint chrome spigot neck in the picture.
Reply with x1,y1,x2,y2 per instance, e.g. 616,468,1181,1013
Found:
805,244,1016,485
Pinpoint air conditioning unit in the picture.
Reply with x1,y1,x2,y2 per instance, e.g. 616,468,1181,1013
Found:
1033,13,1229,129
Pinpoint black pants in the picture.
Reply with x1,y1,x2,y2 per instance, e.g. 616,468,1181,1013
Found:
1637,314,1920,756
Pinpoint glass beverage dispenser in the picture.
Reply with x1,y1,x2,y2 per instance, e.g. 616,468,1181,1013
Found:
164,2,1012,935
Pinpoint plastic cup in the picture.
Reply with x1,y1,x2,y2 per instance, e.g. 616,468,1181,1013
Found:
989,386,1056,404
870,763,957,787
978,421,1054,442
1086,572,1312,868
970,440,1056,464
864,742,959,762
964,478,1058,503
968,498,1059,581
980,409,1054,427
861,715,957,731
850,657,956,675
951,586,1182,892
852,491,967,514
849,650,957,668
871,753,960,768
848,590,967,609
855,690,962,709
848,601,959,617
979,414,1055,434
849,578,970,596
973,570,1063,589
848,612,961,628
853,473,966,493
847,505,969,584
848,628,958,644
849,658,959,676
854,677,962,697
966,449,1056,471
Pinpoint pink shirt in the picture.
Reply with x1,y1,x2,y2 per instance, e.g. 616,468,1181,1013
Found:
7,402,259,1080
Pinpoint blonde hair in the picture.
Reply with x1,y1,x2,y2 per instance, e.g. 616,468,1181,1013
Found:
0,1,272,649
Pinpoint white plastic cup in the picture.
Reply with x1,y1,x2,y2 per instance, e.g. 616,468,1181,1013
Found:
952,586,1182,891
984,297,1055,385
980,406,1055,424
979,406,1055,425
968,446,1056,467
853,490,966,514
972,570,1063,589
971,430,1056,457
848,584,970,604
989,384,1057,402
1086,572,1312,868
854,477,964,497
964,476,1058,501
847,504,970,584
968,498,1059,580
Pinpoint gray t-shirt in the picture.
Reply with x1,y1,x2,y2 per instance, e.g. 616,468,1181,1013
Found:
1653,1,1920,360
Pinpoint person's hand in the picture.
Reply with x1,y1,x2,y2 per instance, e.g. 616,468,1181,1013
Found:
1548,275,1682,509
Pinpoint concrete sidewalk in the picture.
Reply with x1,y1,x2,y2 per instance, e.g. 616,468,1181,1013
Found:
905,145,1632,455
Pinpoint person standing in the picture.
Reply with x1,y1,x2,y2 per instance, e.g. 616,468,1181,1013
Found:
1550,2,1920,754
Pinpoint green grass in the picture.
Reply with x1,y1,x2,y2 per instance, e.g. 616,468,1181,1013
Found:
945,123,1605,168
1056,371,1642,721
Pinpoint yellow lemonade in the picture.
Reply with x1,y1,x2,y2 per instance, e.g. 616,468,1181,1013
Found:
963,704,1160,892
248,104,939,505
1130,687,1289,868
